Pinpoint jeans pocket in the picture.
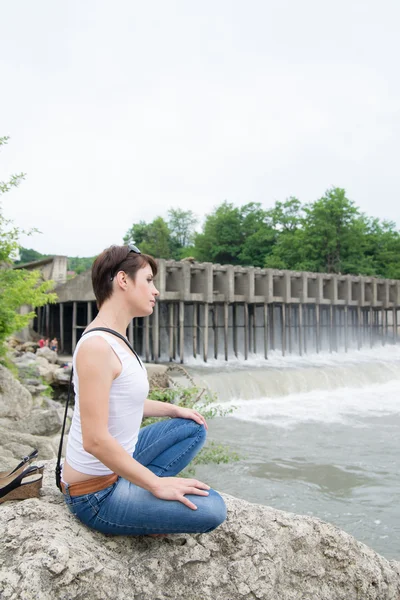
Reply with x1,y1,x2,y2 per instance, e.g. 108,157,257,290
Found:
64,493,91,517
93,482,116,506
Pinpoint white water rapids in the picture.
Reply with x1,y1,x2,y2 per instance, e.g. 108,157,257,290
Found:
181,345,400,559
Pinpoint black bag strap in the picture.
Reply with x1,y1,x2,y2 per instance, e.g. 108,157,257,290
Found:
55,327,142,491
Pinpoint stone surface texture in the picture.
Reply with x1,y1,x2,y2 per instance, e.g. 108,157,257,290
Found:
0,460,399,600
0,365,33,419
1,350,400,599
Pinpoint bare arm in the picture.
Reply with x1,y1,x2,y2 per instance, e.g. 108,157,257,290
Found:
77,338,209,509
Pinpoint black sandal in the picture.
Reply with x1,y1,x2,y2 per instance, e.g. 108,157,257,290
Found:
0,450,39,480
0,465,43,504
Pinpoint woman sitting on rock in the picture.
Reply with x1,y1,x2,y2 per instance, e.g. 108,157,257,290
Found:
60,244,226,535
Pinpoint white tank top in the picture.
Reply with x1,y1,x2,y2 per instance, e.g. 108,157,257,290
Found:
65,331,149,476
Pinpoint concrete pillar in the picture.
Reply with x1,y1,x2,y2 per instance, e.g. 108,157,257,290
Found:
204,265,214,304
253,305,257,354
270,304,275,350
72,301,77,352
226,266,235,304
246,268,255,303
357,307,362,350
196,304,201,355
203,304,209,362
87,301,92,324
248,306,253,353
298,304,303,356
128,320,133,345
156,259,166,297
173,304,178,359
169,303,174,361
153,301,159,363
263,303,268,359
193,303,197,359
179,301,184,364
232,304,238,358
315,304,320,354
144,317,150,362
281,304,286,356
213,305,218,360
303,306,308,354
369,307,373,348
244,303,249,360
344,306,348,353
224,302,229,361
59,303,64,353
287,305,292,354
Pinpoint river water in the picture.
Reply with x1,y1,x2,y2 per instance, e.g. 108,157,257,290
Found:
183,346,400,560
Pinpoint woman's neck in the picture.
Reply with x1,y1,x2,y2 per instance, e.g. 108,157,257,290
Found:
94,309,131,336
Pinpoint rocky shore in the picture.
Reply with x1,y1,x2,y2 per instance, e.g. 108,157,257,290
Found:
1,342,400,599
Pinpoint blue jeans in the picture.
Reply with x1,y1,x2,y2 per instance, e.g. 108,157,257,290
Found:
63,418,227,535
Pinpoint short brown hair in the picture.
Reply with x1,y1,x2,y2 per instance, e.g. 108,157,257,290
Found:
92,245,158,308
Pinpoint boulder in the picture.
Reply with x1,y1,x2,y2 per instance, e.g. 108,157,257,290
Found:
0,461,399,600
20,341,39,352
36,347,58,364
0,365,33,420
25,384,49,396
37,362,60,385
13,353,41,380
53,366,72,385
0,426,56,471
11,407,62,437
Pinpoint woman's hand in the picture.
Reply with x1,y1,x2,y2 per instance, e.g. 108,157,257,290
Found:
151,476,210,510
173,406,208,430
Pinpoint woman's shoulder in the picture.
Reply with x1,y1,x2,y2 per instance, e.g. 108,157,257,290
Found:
75,334,115,363
74,334,121,378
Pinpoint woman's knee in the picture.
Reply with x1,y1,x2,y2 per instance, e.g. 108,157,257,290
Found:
199,490,227,532
172,418,207,443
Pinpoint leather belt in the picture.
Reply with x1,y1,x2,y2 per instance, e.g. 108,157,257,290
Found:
61,473,118,496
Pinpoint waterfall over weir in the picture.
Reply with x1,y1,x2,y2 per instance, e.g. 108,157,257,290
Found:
181,345,400,402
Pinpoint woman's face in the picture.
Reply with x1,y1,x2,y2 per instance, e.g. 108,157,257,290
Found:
128,264,159,316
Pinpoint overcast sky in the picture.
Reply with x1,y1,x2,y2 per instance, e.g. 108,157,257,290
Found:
1,0,399,257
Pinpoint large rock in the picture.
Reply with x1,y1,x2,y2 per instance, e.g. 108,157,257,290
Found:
36,347,58,364
0,426,56,471
0,364,33,419
53,366,72,385
0,460,399,600
7,407,62,437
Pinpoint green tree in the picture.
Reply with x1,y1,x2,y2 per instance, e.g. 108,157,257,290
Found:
0,137,57,356
300,188,368,274
194,201,276,267
68,256,95,274
265,188,375,275
194,201,243,264
266,197,302,232
363,218,400,279
167,208,198,248
124,217,172,258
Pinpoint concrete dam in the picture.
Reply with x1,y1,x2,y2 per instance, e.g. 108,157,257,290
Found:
34,260,400,362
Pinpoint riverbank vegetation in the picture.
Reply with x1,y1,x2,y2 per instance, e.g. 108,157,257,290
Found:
145,366,238,474
0,136,57,358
